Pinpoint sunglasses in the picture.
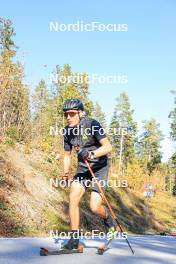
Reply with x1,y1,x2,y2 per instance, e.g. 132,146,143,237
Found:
64,111,79,118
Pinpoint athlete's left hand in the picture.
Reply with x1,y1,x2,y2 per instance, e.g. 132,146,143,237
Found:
78,148,90,161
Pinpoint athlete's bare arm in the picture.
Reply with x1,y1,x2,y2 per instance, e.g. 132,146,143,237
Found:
93,137,112,158
63,150,71,175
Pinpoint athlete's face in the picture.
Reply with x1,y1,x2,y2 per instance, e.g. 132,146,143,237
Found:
64,110,80,127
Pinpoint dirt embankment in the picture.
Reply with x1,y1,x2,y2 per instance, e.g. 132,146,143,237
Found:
0,145,175,237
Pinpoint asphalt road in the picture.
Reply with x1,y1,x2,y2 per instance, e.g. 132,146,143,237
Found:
0,235,176,264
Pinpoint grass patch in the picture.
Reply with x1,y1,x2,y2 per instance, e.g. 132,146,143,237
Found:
42,207,69,232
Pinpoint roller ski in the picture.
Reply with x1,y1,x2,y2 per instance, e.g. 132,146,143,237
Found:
40,245,83,256
40,230,83,256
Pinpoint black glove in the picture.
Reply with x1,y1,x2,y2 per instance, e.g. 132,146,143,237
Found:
78,148,90,161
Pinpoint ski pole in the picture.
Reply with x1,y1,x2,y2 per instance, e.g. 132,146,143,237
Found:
84,159,135,255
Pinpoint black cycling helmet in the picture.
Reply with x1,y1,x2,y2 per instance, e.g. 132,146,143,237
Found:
63,98,84,112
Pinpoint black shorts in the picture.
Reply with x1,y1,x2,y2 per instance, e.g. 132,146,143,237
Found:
72,164,109,193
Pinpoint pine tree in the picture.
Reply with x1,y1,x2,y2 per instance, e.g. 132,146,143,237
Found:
169,91,176,166
109,92,137,169
168,91,176,192
52,64,93,118
169,90,176,141
138,118,163,173
92,102,107,129
31,64,94,151
0,17,30,141
32,80,49,114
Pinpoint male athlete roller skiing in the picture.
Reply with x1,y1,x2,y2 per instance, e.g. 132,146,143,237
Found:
40,98,134,256
62,98,116,250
